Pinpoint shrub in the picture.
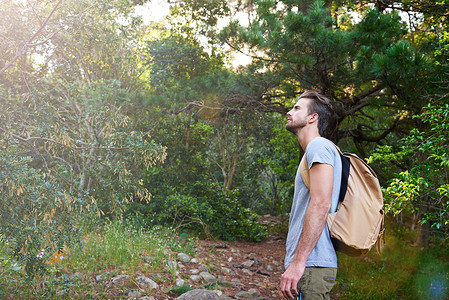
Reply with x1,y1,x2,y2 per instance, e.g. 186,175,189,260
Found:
0,150,81,279
126,181,267,241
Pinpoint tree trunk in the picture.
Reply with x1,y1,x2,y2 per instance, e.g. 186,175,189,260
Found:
185,110,191,149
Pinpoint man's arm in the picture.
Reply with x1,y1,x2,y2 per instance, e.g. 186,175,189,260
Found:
280,163,334,299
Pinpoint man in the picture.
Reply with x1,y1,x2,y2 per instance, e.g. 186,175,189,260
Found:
280,90,342,299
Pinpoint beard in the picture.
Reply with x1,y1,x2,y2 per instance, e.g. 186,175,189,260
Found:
285,118,307,134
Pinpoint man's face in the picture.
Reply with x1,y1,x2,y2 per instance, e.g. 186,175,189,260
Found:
286,97,312,134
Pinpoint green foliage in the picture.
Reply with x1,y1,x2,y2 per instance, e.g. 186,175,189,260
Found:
371,104,449,233
125,108,270,241
0,149,81,280
131,181,267,242
49,0,148,88
170,0,229,38
220,0,441,150
382,171,423,216
142,10,229,110
254,113,297,215
145,33,224,94
0,78,166,279
2,79,167,212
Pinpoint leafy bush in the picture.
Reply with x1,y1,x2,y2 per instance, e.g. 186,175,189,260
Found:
127,181,267,242
0,150,81,279
370,104,449,233
0,81,166,280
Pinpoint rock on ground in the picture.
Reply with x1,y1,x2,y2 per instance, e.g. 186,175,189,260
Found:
136,275,159,289
111,274,129,285
127,290,141,299
200,272,217,283
176,289,220,300
177,253,190,262
95,272,109,282
234,288,260,298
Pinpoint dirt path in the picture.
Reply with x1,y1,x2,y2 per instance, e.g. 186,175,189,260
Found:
193,232,286,299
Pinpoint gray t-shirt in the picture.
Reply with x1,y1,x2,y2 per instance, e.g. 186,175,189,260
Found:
284,137,342,269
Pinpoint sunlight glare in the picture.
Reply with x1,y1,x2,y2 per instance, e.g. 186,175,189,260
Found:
134,0,170,23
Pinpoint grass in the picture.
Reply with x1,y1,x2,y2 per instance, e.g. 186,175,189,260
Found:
404,243,449,300
0,218,197,299
334,218,449,299
65,221,168,274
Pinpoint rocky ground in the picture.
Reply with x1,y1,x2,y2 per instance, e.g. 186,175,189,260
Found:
7,216,287,299
186,233,287,299
94,216,287,300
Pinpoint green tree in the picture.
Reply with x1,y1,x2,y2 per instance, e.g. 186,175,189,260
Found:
0,79,166,278
124,110,268,241
0,0,63,77
0,0,167,278
47,0,149,90
370,104,449,243
220,0,440,149
256,113,299,216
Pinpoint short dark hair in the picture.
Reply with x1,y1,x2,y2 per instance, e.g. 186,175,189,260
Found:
298,90,333,136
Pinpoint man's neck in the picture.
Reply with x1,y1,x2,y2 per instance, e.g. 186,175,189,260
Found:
297,130,321,152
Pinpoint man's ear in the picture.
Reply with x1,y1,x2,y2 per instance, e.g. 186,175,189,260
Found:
308,113,319,123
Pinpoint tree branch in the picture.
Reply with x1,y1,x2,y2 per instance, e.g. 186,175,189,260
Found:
225,40,275,64
0,127,128,150
350,84,384,106
348,118,400,143
0,0,62,76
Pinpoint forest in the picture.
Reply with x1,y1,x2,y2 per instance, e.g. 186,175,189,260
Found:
1,0,449,299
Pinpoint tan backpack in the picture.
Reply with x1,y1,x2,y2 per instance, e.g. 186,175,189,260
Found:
300,144,385,256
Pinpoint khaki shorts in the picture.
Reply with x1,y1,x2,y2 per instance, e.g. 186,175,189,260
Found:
296,267,337,300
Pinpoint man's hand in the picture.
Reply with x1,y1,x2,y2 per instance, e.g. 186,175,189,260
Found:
280,261,305,299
